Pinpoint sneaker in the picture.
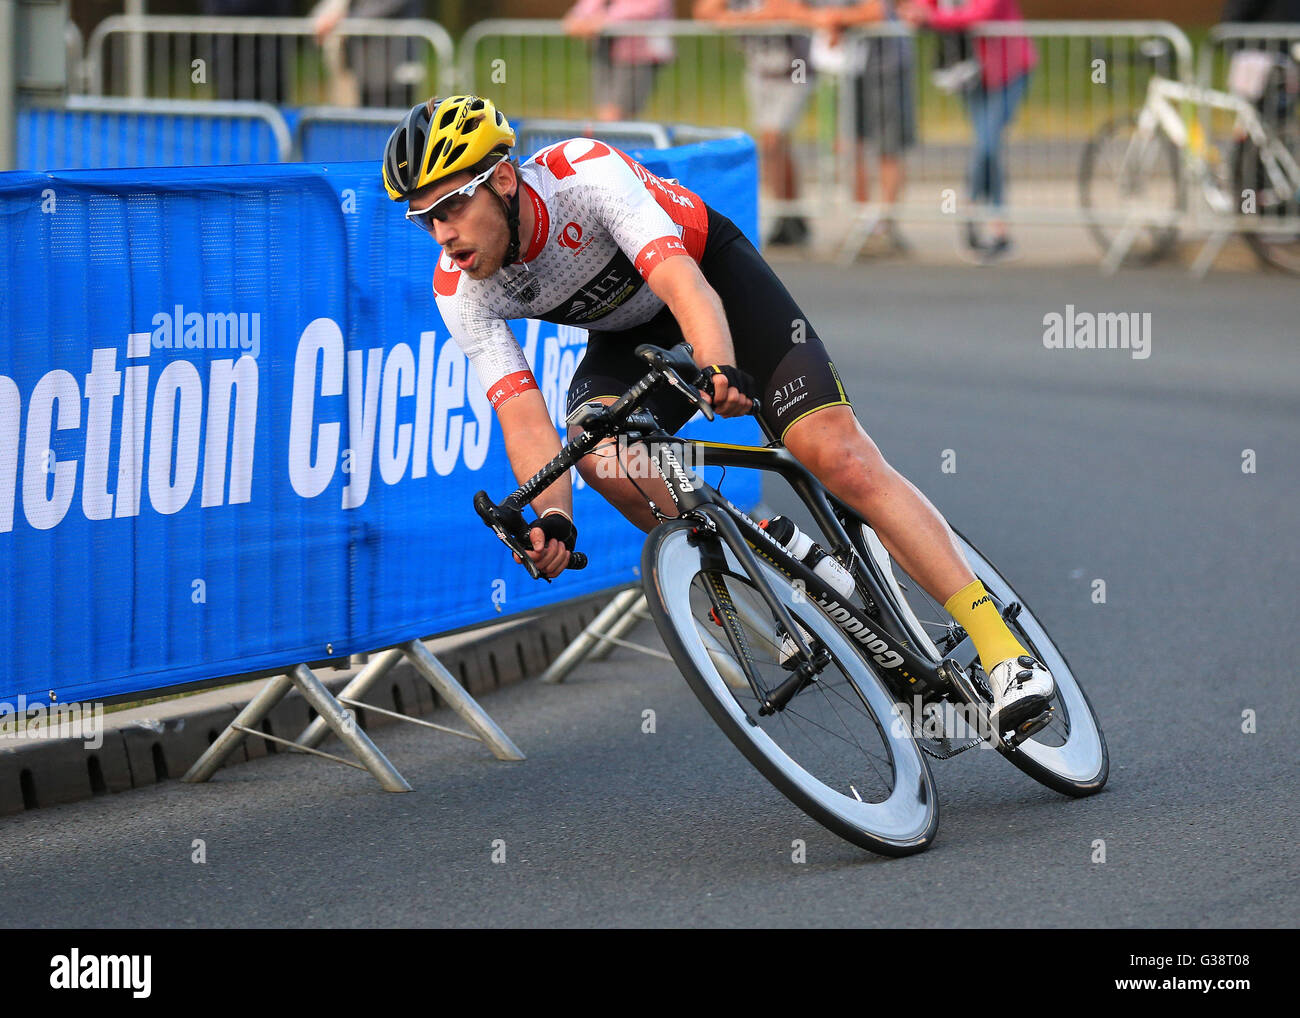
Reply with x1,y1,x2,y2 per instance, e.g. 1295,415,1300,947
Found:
766,216,811,248
977,235,1014,263
987,653,1055,736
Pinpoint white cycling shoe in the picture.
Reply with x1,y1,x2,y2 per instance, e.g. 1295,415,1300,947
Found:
987,653,1055,739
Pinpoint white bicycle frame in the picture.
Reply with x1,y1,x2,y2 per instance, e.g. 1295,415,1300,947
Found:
1106,75,1300,274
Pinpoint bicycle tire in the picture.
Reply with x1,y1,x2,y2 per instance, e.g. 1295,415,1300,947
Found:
641,520,939,856
1079,114,1184,265
846,517,1109,798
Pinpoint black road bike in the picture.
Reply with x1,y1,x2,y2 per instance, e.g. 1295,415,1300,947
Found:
476,344,1108,856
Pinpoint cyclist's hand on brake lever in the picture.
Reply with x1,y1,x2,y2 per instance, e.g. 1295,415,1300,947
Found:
702,364,756,417
514,510,577,579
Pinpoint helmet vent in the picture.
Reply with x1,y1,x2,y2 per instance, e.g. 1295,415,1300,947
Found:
445,142,468,166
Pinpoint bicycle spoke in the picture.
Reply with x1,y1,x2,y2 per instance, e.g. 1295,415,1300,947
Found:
687,573,897,804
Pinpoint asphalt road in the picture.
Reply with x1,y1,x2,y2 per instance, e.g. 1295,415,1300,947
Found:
1,263,1295,928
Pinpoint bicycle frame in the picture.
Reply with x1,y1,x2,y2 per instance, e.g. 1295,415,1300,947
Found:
477,344,1014,738
1135,76,1300,216
636,428,968,709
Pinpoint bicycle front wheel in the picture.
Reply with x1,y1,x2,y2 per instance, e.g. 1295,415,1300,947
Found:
1079,115,1183,264
849,518,1109,798
641,520,938,856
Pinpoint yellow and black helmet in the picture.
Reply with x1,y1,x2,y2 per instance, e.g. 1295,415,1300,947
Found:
382,95,516,201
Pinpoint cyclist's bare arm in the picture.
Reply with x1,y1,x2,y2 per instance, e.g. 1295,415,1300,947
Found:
645,257,753,416
498,388,573,577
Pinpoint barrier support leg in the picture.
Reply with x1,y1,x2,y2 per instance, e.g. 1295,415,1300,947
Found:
293,646,404,750
1190,229,1232,278
182,673,294,784
285,664,411,792
836,207,883,266
588,593,652,661
539,587,642,684
1100,219,1142,275
400,640,525,761
183,666,412,792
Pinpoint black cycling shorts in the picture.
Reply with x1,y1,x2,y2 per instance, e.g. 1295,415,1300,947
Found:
566,206,852,440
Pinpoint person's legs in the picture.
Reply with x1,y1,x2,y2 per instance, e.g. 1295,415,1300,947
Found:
749,70,812,244
781,405,1031,675
879,154,904,205
964,85,995,207
981,74,1029,242
781,407,973,607
572,397,675,533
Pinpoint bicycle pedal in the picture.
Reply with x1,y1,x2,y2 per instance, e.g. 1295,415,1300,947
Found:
1005,707,1054,747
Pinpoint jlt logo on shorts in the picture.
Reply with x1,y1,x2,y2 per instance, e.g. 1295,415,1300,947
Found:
772,375,809,416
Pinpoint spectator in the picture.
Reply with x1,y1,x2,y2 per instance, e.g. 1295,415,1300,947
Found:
900,0,1036,261
311,0,424,109
200,0,293,104
695,0,815,247
1221,0,1300,20
801,0,915,255
564,0,676,122
1220,1,1300,128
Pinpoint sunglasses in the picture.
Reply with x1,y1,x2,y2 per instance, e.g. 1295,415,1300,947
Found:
405,160,504,234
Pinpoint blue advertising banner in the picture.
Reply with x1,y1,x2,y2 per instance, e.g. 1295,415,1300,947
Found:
0,136,760,704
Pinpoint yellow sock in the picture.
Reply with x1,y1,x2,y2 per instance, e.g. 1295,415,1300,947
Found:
942,579,1027,674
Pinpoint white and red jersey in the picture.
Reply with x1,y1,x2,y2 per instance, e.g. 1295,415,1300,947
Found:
433,138,709,409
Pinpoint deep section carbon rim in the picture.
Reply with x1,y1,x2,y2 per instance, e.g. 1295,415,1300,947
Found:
854,522,1107,794
645,524,937,852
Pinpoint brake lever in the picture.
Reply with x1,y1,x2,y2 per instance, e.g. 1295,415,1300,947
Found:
474,491,589,582
663,367,715,421
474,491,543,581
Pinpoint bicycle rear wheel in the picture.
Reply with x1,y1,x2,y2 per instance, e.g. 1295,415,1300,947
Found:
848,518,1109,798
1236,134,1300,275
642,520,938,856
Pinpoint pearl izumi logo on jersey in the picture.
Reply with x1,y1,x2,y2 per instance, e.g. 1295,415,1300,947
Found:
49,949,151,997
557,221,588,253
1042,305,1152,360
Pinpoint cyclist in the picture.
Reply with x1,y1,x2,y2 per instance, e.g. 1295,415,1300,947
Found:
383,94,1054,733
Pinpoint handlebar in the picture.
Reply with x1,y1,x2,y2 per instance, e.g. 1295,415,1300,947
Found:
474,342,761,581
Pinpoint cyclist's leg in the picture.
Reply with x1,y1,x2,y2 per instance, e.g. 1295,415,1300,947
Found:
700,213,1030,674
566,317,699,533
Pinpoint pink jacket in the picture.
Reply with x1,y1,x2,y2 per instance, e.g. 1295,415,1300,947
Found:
920,0,1037,90
567,0,675,65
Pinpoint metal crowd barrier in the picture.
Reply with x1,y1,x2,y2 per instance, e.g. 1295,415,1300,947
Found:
48,15,1297,269
84,15,455,108
65,20,86,95
18,95,292,170
455,19,1200,251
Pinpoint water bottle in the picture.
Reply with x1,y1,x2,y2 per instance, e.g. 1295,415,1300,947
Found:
760,516,856,600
